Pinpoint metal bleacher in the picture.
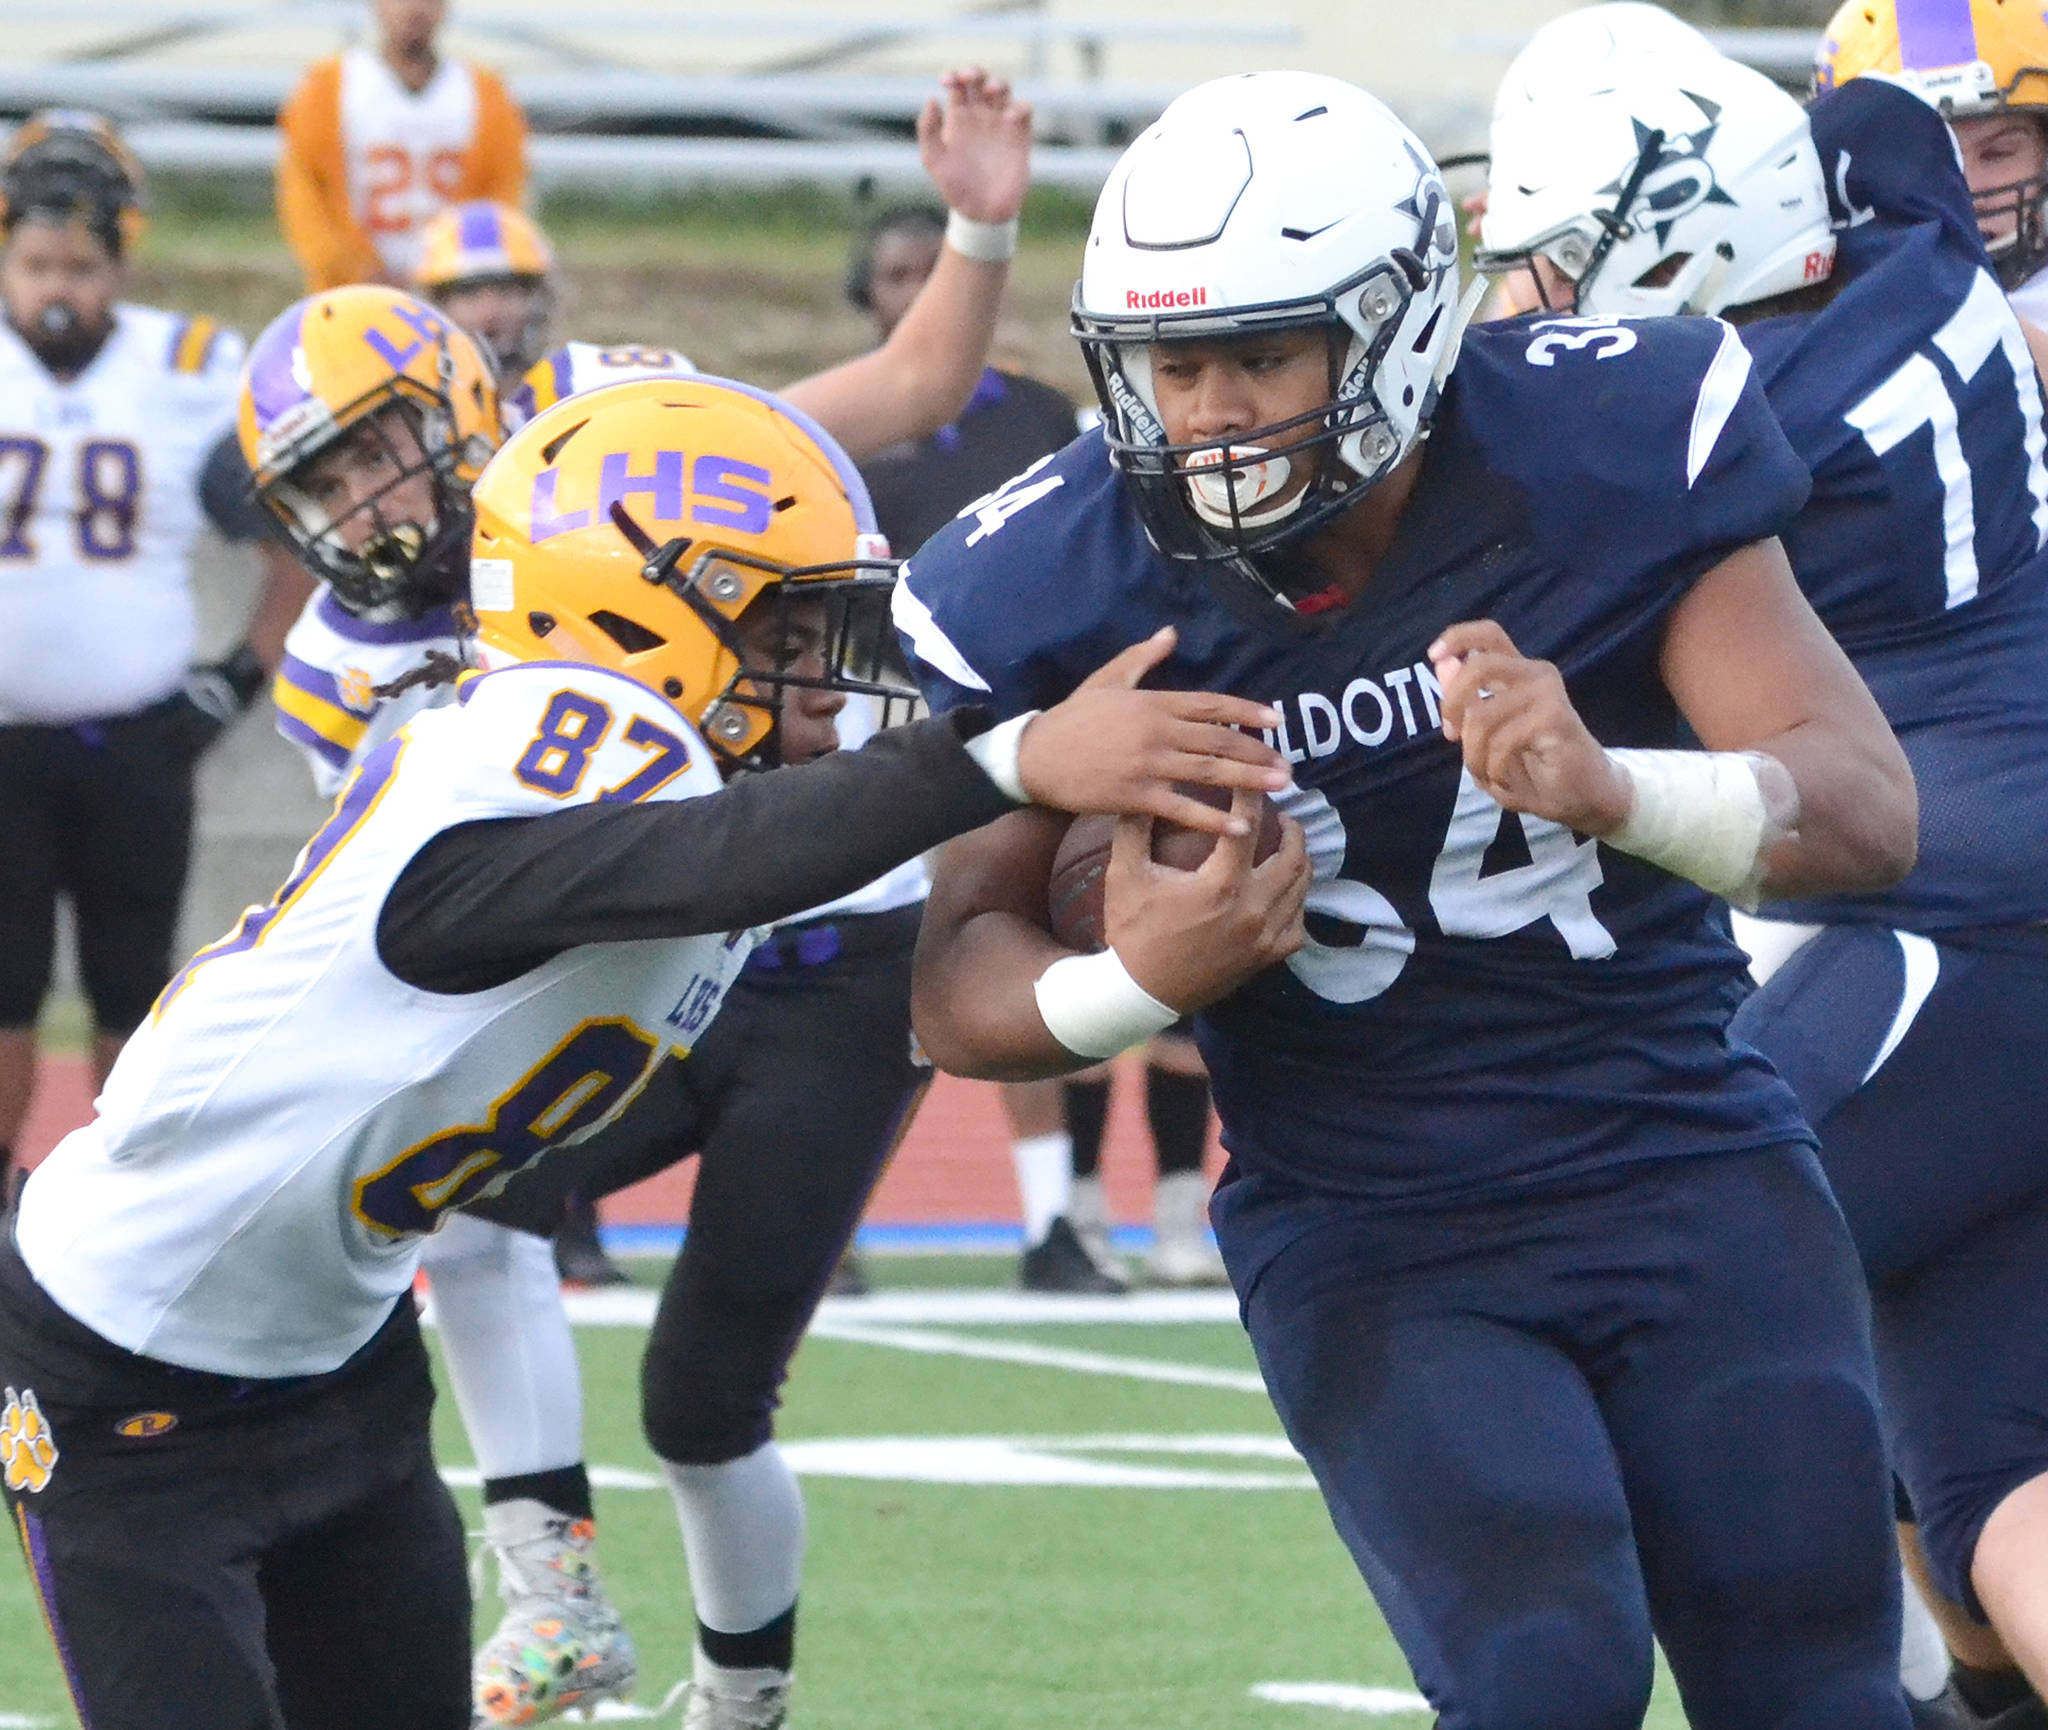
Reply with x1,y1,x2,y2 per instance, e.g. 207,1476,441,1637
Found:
0,2,1304,194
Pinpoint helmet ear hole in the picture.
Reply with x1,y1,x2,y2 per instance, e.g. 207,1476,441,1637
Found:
588,609,665,653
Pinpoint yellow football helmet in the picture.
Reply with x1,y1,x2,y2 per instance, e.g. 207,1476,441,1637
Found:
240,285,499,619
414,201,557,377
1815,0,2048,281
469,374,906,768
0,109,148,253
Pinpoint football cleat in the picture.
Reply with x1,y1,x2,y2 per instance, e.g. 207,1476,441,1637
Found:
681,1676,792,1730
1019,1215,1128,1295
1146,1170,1229,1288
1067,1175,1129,1287
473,1513,637,1725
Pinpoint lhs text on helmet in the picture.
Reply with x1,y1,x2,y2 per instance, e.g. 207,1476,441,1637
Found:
530,450,777,542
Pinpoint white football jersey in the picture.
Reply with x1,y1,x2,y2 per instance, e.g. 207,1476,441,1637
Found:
0,305,243,724
341,47,485,282
503,340,697,432
2012,263,2048,331
18,661,753,1377
276,590,467,798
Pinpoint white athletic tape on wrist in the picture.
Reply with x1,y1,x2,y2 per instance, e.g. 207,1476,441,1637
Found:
963,710,1037,803
945,211,1020,262
1602,748,1794,910
1034,949,1180,1061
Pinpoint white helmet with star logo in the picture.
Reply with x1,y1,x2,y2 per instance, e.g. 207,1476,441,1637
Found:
1073,71,1466,578
1479,21,1834,319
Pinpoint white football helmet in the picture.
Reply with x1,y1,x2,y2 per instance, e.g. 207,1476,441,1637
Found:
1480,34,1835,318
1073,71,1464,580
1491,3,1718,122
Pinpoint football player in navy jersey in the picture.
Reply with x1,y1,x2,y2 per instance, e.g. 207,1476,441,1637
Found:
898,70,1921,1730
1481,21,2048,1722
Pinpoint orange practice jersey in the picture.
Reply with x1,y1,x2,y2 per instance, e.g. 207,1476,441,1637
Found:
276,47,528,292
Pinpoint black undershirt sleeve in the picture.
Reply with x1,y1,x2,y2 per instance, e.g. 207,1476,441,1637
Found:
197,430,275,544
376,708,1013,995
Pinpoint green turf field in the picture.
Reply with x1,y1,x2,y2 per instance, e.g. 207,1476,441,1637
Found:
2,1254,1692,1727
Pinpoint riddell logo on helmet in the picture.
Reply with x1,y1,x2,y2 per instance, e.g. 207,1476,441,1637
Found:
1126,287,1211,310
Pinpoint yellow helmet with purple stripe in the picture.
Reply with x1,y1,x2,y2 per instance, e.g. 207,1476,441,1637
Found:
414,201,557,378
469,374,907,769
238,286,499,619
415,200,555,290
1815,0,2048,283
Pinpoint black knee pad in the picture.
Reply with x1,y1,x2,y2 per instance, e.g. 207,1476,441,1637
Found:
640,1280,791,1465
642,1365,776,1466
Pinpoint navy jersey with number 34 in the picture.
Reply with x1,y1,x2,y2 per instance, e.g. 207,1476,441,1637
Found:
1747,76,2048,929
899,316,1815,1203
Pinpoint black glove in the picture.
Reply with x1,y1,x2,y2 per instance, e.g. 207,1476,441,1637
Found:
171,642,267,754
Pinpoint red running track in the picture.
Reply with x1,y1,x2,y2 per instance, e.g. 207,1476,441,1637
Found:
18,1054,1222,1225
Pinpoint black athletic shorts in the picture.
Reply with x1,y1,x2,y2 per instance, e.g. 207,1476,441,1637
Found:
0,1231,470,1730
0,698,208,1032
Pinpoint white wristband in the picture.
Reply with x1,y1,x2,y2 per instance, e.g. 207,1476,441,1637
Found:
1602,747,1798,911
945,210,1020,262
1034,949,1180,1061
963,710,1037,803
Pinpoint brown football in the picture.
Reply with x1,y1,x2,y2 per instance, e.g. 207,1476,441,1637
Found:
1046,784,1285,953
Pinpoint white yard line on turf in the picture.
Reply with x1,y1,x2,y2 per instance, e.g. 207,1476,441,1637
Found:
1251,1682,1432,1715
440,1464,666,1491
440,1436,1308,1492
809,1318,1270,1392
419,1287,1245,1329
0,1716,55,1728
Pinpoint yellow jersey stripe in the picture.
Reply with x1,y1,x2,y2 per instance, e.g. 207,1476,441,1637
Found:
171,316,218,374
274,675,369,752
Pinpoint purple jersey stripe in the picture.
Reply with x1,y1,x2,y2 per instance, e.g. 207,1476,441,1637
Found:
458,200,501,254
314,590,461,646
275,707,354,769
1896,0,1980,70
550,346,575,405
279,650,346,710
15,1504,96,1728
153,736,407,1018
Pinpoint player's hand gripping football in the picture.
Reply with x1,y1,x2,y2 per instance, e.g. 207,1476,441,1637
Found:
1429,620,1634,836
1014,627,1294,837
1103,790,1311,1011
918,67,1034,224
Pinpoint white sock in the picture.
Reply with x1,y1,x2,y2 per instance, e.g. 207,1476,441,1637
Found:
422,1212,584,1480
1900,1559,1952,1701
664,1442,805,1638
1012,1131,1073,1247
694,1651,792,1695
483,1495,571,1549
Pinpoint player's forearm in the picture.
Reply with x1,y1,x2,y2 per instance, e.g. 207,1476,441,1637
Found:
913,909,1093,1081
1653,538,1917,902
243,542,317,672
911,813,1097,1080
1744,718,1917,901
782,248,1005,461
377,711,1017,993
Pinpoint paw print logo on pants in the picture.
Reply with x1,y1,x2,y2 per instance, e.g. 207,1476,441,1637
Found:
1,1386,58,1494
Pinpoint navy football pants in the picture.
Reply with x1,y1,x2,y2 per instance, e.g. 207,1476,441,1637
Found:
1213,1146,1908,1730
1734,925,2048,1615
